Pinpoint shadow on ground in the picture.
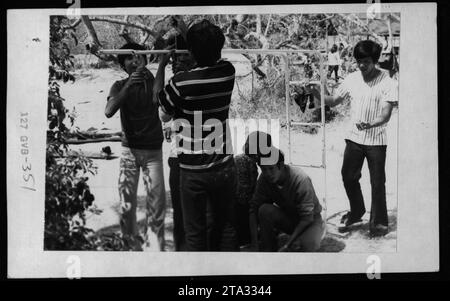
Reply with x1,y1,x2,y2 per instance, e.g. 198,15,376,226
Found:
323,209,398,252
95,191,175,251
317,236,346,252
95,191,397,253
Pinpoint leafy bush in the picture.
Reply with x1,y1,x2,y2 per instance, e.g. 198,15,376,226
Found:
45,16,125,250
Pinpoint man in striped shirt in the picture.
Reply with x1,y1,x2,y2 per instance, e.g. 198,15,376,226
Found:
313,40,398,236
154,19,238,251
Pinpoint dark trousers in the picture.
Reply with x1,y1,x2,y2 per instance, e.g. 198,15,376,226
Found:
168,157,185,251
180,161,238,251
236,202,251,246
258,204,325,252
328,65,339,81
341,139,388,226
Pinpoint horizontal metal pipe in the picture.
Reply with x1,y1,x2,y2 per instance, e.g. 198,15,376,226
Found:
99,49,325,55
290,122,323,126
291,164,325,169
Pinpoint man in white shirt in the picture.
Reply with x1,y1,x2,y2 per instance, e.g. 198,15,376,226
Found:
312,40,398,236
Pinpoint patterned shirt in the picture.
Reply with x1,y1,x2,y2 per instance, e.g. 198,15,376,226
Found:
158,59,235,171
336,70,398,146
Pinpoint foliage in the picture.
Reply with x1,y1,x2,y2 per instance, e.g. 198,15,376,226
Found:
49,16,76,82
66,12,397,125
44,154,97,250
45,16,124,250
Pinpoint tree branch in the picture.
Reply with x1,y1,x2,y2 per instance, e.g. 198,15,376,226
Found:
241,53,266,78
318,14,336,23
62,18,82,30
244,32,269,48
275,40,298,49
89,16,158,37
387,13,400,23
81,16,116,62
81,15,102,47
118,15,136,43
264,14,272,37
140,32,152,44
345,14,384,44
256,14,262,35
154,15,172,26
120,15,129,33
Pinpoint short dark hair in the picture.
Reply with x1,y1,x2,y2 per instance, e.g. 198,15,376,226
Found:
117,43,148,69
186,19,225,66
353,40,382,63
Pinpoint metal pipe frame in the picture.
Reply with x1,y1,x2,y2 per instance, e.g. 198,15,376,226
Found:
99,49,325,55
100,48,328,220
296,164,325,169
290,122,323,127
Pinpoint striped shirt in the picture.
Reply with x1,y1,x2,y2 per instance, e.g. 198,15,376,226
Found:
158,59,235,171
336,70,398,146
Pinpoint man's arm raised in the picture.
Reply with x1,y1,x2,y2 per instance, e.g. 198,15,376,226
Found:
153,48,176,123
105,80,132,118
153,48,173,103
105,56,147,118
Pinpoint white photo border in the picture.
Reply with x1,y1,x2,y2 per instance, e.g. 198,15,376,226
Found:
7,3,439,278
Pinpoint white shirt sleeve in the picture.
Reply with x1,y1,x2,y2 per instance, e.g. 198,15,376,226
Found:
381,78,399,105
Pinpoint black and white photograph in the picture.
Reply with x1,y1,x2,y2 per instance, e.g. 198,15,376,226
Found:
7,3,438,278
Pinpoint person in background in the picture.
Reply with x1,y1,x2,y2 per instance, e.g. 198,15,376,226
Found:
379,35,398,78
327,44,341,83
105,43,166,251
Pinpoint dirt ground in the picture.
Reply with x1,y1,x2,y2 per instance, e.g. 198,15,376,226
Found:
59,56,398,252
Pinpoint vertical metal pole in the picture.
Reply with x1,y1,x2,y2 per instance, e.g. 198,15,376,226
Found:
284,54,291,164
318,51,327,221
251,63,254,103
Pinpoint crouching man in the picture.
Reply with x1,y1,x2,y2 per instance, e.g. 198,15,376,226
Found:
246,132,325,252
